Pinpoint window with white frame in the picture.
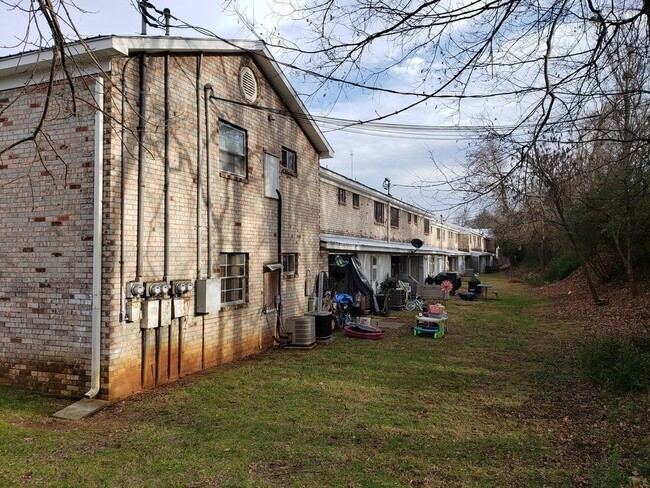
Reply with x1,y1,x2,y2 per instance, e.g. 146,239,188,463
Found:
281,147,297,173
220,253,247,305
371,256,378,282
375,201,385,223
338,188,347,204
219,121,247,177
282,253,297,276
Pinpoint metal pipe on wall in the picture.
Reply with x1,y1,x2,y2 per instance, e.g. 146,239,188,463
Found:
163,52,170,282
136,52,147,282
204,83,213,278
276,189,283,337
195,53,203,280
118,55,137,321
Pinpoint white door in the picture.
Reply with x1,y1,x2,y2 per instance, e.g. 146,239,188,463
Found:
264,153,279,199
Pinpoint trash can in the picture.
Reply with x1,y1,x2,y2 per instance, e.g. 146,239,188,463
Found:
307,311,333,340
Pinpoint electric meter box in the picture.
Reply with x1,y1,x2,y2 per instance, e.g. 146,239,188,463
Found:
141,300,160,329
196,278,221,314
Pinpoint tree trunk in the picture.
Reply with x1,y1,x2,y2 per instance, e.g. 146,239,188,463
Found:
613,230,639,297
565,229,606,305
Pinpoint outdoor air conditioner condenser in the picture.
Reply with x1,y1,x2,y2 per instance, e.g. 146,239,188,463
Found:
285,315,316,347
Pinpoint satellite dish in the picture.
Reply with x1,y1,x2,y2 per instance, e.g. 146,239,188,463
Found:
411,238,424,250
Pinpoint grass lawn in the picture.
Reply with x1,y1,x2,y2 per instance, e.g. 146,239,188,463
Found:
1,273,648,487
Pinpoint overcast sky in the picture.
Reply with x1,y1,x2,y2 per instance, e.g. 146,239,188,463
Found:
0,0,488,218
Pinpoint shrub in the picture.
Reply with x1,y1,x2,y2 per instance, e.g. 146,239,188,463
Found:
542,253,581,282
379,276,400,294
578,336,650,393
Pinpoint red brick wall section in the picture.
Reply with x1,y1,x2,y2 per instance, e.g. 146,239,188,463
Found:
102,53,326,401
1,52,328,401
0,78,98,397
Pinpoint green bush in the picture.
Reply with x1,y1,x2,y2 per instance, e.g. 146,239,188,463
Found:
578,336,650,393
379,276,400,293
542,253,581,282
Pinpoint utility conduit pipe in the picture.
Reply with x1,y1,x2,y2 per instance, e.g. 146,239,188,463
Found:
136,52,147,282
118,55,137,321
204,83,214,278
163,52,170,282
195,53,203,280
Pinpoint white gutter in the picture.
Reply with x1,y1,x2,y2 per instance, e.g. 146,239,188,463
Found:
85,76,104,399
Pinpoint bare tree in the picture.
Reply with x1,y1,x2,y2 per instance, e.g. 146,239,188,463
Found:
232,1,648,304
236,0,648,137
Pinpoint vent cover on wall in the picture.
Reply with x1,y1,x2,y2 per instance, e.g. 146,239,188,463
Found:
239,67,258,103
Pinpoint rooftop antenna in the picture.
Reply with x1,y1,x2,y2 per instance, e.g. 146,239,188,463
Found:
349,150,354,179
383,177,391,196
140,1,147,35
163,8,171,35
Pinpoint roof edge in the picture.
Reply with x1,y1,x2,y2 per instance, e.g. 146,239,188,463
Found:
0,35,333,159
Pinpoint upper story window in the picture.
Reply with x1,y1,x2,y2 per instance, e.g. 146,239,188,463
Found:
390,207,400,228
442,229,446,241
424,219,430,234
282,253,297,276
352,193,360,208
436,227,441,240
281,147,297,174
219,121,247,178
407,212,412,224
414,215,418,225
220,253,247,306
338,188,347,204
374,201,385,223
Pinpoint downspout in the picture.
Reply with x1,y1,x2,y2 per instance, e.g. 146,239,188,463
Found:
85,76,104,398
276,189,283,337
195,53,203,280
387,200,391,244
136,53,147,282
163,52,170,282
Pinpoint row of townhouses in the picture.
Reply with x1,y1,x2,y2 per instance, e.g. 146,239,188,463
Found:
0,36,495,402
320,167,495,295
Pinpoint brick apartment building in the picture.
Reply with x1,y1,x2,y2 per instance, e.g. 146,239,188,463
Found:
0,36,332,401
319,167,495,293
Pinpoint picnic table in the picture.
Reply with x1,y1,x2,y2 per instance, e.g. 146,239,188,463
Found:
475,283,492,299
